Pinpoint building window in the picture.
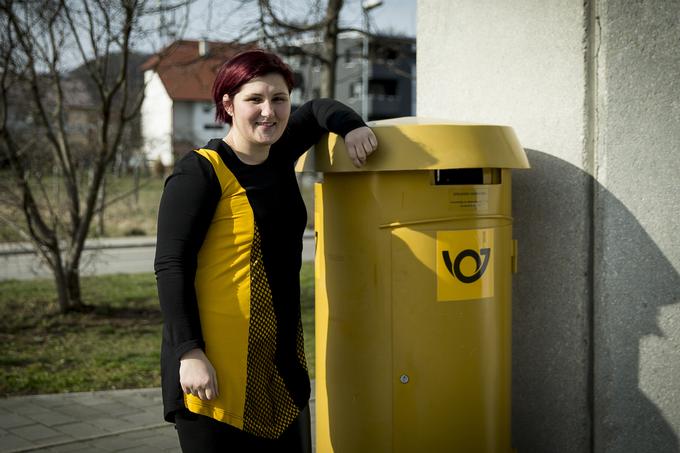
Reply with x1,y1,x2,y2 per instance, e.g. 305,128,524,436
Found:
345,44,363,67
291,87,303,106
344,47,358,66
349,81,362,99
369,79,398,97
293,71,304,91
376,47,399,63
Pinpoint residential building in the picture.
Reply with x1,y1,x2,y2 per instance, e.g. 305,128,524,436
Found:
140,40,250,167
283,33,416,121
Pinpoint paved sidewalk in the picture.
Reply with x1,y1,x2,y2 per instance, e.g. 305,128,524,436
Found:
0,237,157,257
1,386,316,452
1,231,315,281
1,388,176,453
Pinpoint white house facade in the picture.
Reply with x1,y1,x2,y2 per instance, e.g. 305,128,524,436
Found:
172,100,226,151
140,40,244,167
141,70,173,166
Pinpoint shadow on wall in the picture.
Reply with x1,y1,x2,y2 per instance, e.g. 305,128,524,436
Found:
512,149,680,453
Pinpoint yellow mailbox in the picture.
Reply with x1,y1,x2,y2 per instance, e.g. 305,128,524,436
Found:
299,118,529,452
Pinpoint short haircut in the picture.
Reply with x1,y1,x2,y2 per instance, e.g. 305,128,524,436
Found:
212,49,295,124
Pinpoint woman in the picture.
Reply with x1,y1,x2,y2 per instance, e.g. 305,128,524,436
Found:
154,49,377,452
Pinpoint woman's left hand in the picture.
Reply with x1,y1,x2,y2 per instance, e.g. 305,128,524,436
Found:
344,126,378,168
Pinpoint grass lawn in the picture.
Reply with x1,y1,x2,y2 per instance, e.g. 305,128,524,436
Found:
0,173,317,242
0,263,315,397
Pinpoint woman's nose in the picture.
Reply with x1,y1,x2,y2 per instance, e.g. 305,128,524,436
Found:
260,101,274,117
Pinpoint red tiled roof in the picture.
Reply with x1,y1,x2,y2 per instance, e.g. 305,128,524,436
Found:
141,40,254,101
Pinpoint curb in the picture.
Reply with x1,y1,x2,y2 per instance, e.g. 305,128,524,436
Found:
0,237,156,257
0,230,315,257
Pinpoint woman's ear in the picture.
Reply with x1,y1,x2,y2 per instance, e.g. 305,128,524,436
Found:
222,94,233,116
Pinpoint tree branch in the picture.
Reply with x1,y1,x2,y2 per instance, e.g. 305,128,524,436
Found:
258,0,329,33
92,178,154,215
44,5,82,237
61,0,105,93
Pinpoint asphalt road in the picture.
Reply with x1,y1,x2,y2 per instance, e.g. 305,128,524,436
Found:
0,233,315,281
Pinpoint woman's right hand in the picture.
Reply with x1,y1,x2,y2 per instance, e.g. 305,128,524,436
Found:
344,126,378,168
179,348,219,401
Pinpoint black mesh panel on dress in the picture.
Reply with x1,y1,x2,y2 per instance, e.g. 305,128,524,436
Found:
243,225,300,439
297,317,307,372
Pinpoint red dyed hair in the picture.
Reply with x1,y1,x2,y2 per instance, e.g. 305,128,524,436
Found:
212,49,295,124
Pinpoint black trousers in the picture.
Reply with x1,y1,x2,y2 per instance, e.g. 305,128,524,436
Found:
175,406,312,453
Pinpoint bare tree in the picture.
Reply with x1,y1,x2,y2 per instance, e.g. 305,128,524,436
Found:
0,0,191,313
226,0,356,99
258,0,345,98
198,1,411,101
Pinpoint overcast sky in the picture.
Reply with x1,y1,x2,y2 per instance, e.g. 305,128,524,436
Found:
181,0,417,41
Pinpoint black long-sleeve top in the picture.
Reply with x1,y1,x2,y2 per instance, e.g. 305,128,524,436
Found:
154,99,365,438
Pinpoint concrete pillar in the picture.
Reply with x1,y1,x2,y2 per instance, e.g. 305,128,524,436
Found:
416,1,680,452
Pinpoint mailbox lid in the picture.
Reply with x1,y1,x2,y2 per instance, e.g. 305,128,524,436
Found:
296,117,530,173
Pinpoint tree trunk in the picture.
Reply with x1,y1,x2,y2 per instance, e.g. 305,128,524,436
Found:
134,165,140,205
320,0,343,98
51,251,84,313
1,1,192,318
97,175,106,236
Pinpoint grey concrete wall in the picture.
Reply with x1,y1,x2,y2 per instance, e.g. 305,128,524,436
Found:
417,1,680,452
593,1,680,451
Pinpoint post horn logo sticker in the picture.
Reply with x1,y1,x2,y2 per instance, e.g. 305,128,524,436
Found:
436,229,494,301
442,248,491,283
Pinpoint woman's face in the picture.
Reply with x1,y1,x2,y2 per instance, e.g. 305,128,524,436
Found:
223,73,291,149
